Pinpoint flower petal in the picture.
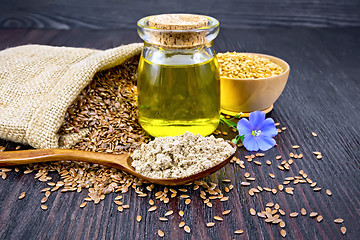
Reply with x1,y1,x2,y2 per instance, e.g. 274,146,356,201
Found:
257,136,276,151
243,135,260,151
249,111,265,130
260,118,278,137
237,118,252,136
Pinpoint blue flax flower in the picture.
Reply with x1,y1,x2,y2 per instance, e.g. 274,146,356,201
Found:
237,111,278,151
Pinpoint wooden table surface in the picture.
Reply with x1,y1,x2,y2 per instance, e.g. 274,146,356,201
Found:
0,28,359,240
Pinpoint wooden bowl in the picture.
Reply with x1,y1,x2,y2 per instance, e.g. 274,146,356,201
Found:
220,53,290,116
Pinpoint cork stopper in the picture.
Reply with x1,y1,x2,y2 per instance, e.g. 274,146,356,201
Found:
148,14,208,30
146,14,211,48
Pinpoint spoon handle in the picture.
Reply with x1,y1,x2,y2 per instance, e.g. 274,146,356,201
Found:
0,149,130,170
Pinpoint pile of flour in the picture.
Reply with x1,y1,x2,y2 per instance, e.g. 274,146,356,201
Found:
131,131,236,179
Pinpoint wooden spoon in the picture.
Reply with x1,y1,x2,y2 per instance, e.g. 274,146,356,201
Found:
0,142,237,186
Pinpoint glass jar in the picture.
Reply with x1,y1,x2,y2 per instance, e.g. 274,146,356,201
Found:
137,14,220,137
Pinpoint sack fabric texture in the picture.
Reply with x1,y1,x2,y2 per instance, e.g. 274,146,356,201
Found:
0,43,143,149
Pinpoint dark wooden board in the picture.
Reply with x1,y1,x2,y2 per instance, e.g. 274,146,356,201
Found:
0,28,359,240
1,0,360,29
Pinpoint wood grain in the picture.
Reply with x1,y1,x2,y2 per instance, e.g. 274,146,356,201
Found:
0,28,359,239
1,0,360,29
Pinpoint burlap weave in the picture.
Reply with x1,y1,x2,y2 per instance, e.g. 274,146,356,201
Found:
0,43,143,149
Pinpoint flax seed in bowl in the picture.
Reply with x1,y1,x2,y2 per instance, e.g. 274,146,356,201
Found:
217,52,290,116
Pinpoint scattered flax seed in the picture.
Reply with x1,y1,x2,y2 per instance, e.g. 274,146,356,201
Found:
114,196,122,200
280,229,286,238
18,192,26,200
269,173,275,179
220,197,229,202
179,211,184,217
185,199,191,205
278,185,284,191
285,189,294,195
279,209,286,216
326,189,332,196
248,189,254,196
276,156,282,160
23,170,33,174
340,227,346,235
148,206,157,212
159,217,168,221
281,127,286,131
158,230,164,237
222,179,231,183
290,212,299,217
244,172,250,178
206,202,213,208
292,145,300,149
266,160,271,165
313,187,322,192
241,182,250,186
273,219,282,224
266,202,274,207
310,212,318,218
234,230,244,234
334,218,344,223
180,195,190,199
206,222,215,227
254,161,262,166
41,197,48,203
301,208,307,215
317,155,323,160
317,215,323,222
41,205,47,210
179,222,185,228
250,208,256,216
214,216,223,221
136,215,142,222
313,151,321,155
184,226,191,233
123,205,130,209
280,221,286,228
165,210,173,216
80,202,87,208
312,132,318,137
222,210,231,215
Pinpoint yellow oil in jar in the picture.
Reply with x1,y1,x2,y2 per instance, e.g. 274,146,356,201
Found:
137,55,220,137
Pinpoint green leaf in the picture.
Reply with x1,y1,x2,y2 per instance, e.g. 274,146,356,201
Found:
219,115,238,129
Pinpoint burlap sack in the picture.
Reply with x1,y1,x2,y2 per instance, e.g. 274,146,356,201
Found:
0,43,143,149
